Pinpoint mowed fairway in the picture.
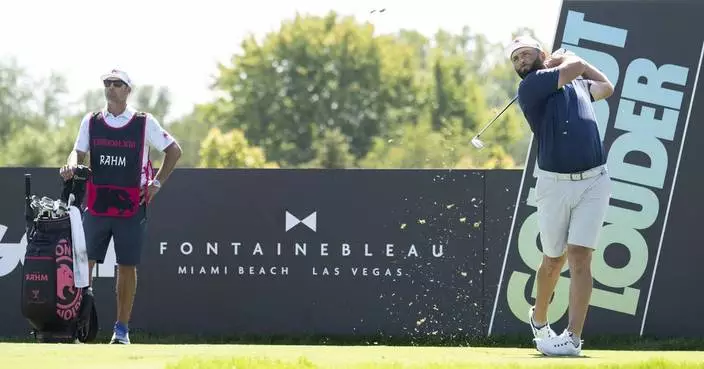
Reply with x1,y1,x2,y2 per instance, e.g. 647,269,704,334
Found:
2,343,704,369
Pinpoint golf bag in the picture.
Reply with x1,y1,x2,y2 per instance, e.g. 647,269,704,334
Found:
20,166,99,343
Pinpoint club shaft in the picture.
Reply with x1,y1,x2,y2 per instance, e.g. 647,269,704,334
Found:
475,95,518,137
25,174,31,199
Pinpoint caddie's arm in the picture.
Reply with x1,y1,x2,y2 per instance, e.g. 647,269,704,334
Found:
153,142,182,186
67,150,87,167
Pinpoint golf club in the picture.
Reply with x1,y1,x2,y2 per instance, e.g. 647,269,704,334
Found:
469,48,574,149
470,95,518,149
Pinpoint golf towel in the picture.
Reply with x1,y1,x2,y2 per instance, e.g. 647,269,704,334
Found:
69,205,89,288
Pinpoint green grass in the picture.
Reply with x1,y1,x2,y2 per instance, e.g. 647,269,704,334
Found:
2,343,704,369
167,356,704,369
5,332,704,351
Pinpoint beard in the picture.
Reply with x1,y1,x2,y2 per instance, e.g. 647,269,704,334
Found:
517,57,545,79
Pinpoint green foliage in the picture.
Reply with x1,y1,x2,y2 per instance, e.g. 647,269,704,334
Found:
211,12,423,167
0,126,53,167
198,127,278,168
0,64,176,167
0,60,78,167
306,127,355,169
203,12,530,169
0,16,547,170
0,59,66,147
165,104,221,168
131,85,170,124
360,120,458,169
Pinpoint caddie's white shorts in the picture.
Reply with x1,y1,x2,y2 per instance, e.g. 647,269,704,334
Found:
535,164,612,258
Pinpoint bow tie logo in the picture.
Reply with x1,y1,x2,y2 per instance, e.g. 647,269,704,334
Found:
285,211,317,232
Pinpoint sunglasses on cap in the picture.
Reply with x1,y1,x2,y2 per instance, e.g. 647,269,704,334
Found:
103,79,126,88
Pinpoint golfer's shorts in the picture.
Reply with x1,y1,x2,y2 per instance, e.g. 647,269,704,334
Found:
83,205,147,266
535,165,611,258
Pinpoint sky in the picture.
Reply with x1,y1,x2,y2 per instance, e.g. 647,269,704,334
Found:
0,0,562,122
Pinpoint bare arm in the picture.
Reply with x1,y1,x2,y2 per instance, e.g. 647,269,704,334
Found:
60,113,90,180
60,150,88,180
67,150,87,167
153,142,182,185
582,62,615,101
555,55,587,89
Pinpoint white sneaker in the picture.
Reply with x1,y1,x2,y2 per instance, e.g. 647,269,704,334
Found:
109,322,131,344
528,306,556,339
534,329,582,357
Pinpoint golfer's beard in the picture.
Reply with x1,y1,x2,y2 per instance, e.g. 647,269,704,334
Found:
518,58,545,79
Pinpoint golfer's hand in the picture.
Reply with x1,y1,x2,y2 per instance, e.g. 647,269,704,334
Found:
545,49,576,68
140,183,160,205
544,54,565,68
551,48,575,58
59,165,77,181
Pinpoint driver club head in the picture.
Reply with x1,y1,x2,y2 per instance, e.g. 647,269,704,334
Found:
471,136,485,149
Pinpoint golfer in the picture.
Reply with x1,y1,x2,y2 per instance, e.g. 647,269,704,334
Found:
59,69,182,344
505,36,614,356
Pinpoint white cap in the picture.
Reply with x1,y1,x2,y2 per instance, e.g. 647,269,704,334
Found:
100,69,133,88
504,35,543,59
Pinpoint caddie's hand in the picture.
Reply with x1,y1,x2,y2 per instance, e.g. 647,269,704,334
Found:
140,183,160,205
59,164,77,181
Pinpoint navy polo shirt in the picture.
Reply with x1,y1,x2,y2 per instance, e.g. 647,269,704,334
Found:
517,68,605,174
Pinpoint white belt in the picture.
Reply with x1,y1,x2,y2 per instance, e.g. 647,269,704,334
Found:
538,165,607,181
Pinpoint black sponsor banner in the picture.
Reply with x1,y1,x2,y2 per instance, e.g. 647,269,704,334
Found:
1,168,487,338
489,0,704,336
643,5,704,336
141,169,486,337
3,163,704,338
481,170,521,333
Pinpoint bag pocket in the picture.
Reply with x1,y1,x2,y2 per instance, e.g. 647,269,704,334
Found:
21,254,57,330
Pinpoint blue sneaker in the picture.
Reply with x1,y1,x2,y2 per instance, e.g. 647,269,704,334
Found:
110,321,130,344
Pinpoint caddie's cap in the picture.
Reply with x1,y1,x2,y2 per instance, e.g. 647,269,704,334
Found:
100,68,133,88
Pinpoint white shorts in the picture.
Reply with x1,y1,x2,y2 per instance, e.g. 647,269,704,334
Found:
535,165,612,258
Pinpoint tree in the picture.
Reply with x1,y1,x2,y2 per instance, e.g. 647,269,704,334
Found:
198,127,277,168
210,11,422,167
0,20,540,170
0,126,53,167
0,59,57,146
0,59,73,166
63,85,175,168
479,146,516,169
131,85,171,124
306,127,355,168
0,119,79,167
164,100,232,168
359,118,474,169
77,84,172,124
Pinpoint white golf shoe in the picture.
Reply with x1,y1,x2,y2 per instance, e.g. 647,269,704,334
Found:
534,329,583,357
528,306,556,339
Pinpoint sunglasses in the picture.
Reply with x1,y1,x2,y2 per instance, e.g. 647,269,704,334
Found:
103,79,126,88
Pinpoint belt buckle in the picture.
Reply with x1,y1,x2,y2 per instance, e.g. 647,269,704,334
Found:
570,172,583,181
